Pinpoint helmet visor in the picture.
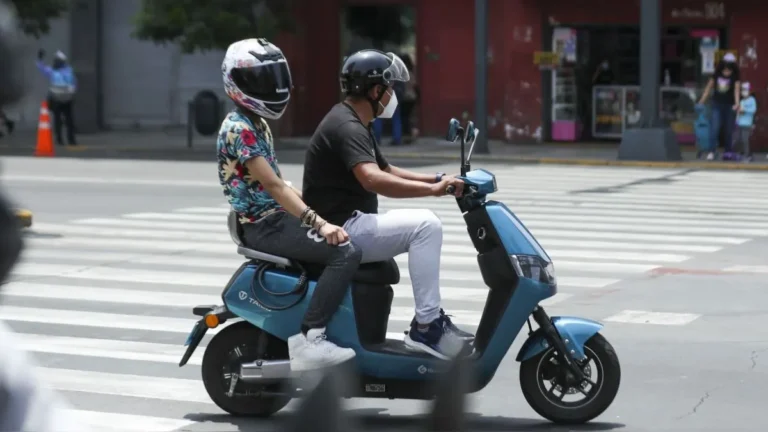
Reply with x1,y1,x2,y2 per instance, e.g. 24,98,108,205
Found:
382,52,410,84
231,61,292,103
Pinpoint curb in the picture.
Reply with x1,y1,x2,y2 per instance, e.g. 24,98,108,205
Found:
15,209,32,228
384,151,768,171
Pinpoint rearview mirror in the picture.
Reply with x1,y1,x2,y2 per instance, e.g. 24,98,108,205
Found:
466,127,480,164
463,121,475,145
446,118,462,143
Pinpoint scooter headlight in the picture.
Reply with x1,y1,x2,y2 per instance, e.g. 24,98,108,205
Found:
510,255,557,287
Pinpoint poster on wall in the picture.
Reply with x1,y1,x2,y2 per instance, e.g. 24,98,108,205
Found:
593,87,623,136
699,35,719,74
552,28,577,63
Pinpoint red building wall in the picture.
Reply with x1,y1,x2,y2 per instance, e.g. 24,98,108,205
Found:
284,0,768,150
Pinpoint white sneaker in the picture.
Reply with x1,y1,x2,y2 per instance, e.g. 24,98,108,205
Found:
288,328,356,372
706,152,715,160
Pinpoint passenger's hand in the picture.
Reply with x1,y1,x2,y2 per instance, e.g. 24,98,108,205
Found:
319,223,349,246
432,177,464,197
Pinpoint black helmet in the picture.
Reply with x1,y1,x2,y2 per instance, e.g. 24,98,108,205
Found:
340,50,410,97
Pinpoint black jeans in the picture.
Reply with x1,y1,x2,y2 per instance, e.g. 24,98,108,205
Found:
48,98,76,145
242,211,362,332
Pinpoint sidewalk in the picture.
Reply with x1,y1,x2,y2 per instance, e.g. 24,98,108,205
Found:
2,129,767,170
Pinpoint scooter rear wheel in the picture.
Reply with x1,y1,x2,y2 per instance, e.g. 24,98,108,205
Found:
201,321,291,417
519,332,620,424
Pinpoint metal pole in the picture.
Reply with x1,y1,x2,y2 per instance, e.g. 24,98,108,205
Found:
639,0,661,127
474,0,489,153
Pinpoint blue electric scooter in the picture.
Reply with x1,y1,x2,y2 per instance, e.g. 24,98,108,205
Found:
179,119,621,424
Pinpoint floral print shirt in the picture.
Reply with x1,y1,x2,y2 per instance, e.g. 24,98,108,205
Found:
217,110,283,224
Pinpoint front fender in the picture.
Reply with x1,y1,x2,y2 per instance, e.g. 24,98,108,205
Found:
515,316,603,362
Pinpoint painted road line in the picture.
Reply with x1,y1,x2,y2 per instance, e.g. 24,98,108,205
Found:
37,368,211,404
3,282,508,307
24,230,477,256
399,271,620,288
68,410,196,432
19,334,202,366
11,263,230,287
0,306,225,334
0,305,477,333
31,223,230,243
723,265,768,273
395,255,659,274
0,175,219,188
181,204,768,224
603,310,701,325
23,232,724,257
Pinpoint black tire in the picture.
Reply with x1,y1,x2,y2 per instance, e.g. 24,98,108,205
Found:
519,332,620,424
201,321,291,417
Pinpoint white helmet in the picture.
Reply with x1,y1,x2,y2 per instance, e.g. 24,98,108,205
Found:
221,38,293,119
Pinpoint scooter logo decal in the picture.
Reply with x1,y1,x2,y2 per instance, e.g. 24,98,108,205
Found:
417,365,427,374
238,291,248,300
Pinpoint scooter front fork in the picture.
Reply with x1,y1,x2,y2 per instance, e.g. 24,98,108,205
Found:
531,306,586,385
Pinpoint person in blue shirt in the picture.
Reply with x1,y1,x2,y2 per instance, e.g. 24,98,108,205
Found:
36,49,77,146
736,81,757,162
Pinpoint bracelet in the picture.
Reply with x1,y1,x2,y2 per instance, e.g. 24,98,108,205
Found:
300,207,317,228
435,172,445,183
314,220,327,231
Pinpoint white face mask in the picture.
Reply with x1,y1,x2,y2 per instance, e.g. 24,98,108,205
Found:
378,91,398,119
742,90,750,97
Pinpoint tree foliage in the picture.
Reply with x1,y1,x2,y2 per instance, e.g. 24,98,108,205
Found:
132,0,296,54
9,0,69,38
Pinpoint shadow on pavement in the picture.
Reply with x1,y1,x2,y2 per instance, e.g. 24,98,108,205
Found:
181,356,625,432
182,410,625,432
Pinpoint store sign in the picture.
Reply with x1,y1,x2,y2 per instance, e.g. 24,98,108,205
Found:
668,2,726,21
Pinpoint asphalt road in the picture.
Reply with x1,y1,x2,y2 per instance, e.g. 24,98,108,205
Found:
1,156,767,432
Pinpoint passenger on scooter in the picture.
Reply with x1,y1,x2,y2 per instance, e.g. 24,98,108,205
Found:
217,39,361,371
302,49,475,360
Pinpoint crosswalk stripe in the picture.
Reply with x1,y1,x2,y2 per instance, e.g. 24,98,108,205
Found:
19,334,202,366
78,210,768,230
37,368,211,404
2,281,491,306
67,410,196,432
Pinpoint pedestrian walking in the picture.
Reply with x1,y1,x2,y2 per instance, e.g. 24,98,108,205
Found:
36,49,77,146
697,52,741,160
735,81,757,162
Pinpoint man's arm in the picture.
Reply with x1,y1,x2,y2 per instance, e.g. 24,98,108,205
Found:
336,122,448,198
385,165,441,183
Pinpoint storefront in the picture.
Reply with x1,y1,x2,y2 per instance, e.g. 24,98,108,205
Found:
541,1,732,143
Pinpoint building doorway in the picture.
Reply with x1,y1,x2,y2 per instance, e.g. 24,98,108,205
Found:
549,25,727,142
340,3,418,144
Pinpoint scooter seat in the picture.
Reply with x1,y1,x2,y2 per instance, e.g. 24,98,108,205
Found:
236,246,400,285
303,259,401,285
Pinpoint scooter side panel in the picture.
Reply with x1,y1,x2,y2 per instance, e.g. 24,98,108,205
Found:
223,264,442,380
476,277,553,379
515,316,603,362
485,202,551,262
223,265,359,343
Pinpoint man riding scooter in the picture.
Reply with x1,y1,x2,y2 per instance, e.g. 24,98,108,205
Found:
302,49,473,360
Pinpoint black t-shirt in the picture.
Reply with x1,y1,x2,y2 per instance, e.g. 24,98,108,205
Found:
302,103,389,226
712,69,740,105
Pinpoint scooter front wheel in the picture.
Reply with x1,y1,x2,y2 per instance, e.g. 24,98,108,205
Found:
519,332,620,424
201,321,291,417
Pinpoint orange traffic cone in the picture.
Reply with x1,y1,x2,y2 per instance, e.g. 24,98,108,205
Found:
34,101,54,157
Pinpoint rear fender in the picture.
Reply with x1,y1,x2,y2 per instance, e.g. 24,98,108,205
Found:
516,316,603,362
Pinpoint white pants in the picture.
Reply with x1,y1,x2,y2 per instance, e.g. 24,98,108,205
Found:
343,209,442,324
